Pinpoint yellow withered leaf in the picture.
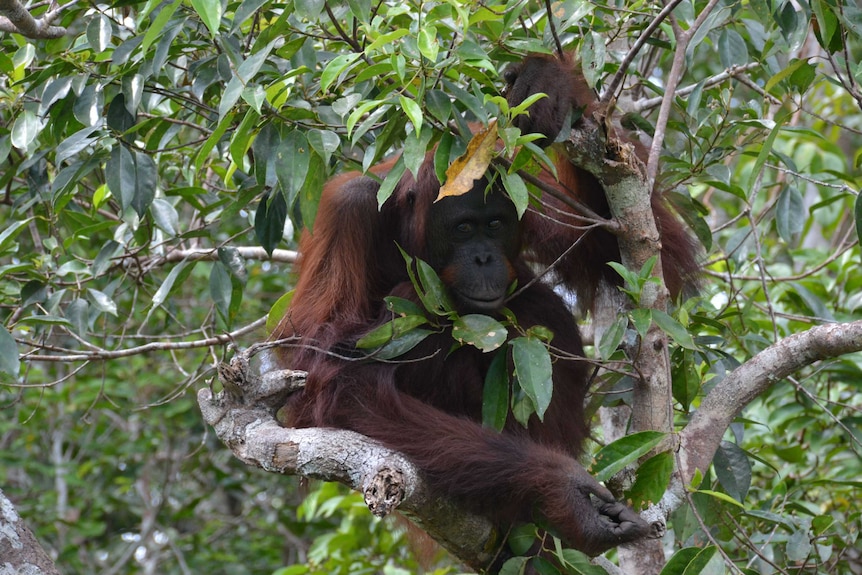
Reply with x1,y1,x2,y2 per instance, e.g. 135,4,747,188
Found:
437,120,498,201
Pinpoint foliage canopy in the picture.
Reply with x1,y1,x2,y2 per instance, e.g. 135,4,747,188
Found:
1,0,861,573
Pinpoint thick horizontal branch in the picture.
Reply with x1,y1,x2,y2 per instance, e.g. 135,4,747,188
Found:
678,319,862,483
0,0,65,38
198,351,498,571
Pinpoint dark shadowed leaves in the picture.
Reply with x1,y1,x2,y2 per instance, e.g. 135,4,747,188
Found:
105,145,156,217
255,191,288,256
511,336,552,421
713,440,752,502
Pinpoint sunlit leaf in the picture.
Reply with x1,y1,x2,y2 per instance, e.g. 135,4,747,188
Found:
87,14,113,52
399,96,423,136
453,314,507,352
626,452,674,511
592,431,665,483
190,0,223,36
11,110,40,150
658,546,717,575
418,26,439,62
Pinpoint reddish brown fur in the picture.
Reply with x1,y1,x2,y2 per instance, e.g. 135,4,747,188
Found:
272,54,697,567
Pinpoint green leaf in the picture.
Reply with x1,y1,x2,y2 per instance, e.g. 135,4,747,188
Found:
294,0,324,21
482,350,509,431
775,1,800,44
150,198,179,236
220,246,249,281
0,217,33,253
148,261,196,319
191,0,223,36
718,28,748,68
105,146,157,217
11,110,40,150
364,29,410,54
142,0,181,52
658,546,717,575
64,299,89,336
592,431,665,483
229,108,260,168
499,556,529,575
652,310,697,350
346,0,370,22
275,131,310,209
776,185,804,244
630,308,651,338
713,440,752,503
555,549,609,575
788,61,816,93
597,314,627,360
671,348,699,412
346,99,385,137
402,129,432,180
764,60,808,94
307,129,340,165
356,315,428,349
418,26,439,62
399,95,423,136
194,111,235,173
299,151,326,231
377,158,405,207
499,170,528,219
426,90,452,125
220,77,243,118
87,289,118,316
812,0,842,53
87,14,112,52
40,76,72,114
232,0,268,31
626,452,674,511
384,297,426,318
372,329,432,360
507,523,538,556
786,529,812,562
0,325,20,379
210,261,233,323
453,314,507,352
511,336,553,421
694,489,745,509
320,53,361,93
255,191,288,255
415,258,454,315
267,290,294,334
122,74,144,115
107,94,135,133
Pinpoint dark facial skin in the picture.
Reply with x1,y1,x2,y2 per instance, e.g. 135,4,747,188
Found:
426,185,520,313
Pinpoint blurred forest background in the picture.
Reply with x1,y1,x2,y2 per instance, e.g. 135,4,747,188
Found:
1,0,861,573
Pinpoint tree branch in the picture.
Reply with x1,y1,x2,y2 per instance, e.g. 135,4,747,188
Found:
0,488,61,575
197,348,500,572
0,0,65,39
678,319,862,483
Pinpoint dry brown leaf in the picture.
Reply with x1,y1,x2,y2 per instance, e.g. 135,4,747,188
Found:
437,120,498,201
